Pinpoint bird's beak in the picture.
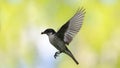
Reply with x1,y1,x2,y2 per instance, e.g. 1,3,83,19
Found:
41,32,45,34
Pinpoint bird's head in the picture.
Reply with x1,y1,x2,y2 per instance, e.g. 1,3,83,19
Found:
41,28,56,36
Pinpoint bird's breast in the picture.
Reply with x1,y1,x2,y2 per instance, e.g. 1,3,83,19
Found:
49,35,62,45
48,34,66,51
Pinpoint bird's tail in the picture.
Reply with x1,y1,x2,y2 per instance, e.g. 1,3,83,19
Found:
64,49,79,65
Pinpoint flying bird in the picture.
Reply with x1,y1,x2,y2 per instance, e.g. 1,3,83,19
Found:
41,7,86,65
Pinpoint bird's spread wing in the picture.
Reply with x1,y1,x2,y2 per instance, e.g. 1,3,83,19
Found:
56,7,86,45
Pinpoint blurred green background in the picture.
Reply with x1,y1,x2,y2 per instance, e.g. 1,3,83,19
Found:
0,0,120,68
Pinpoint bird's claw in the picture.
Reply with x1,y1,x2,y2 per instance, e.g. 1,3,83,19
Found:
54,51,60,59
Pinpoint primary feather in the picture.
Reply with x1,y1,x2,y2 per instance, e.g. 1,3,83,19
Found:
56,8,86,45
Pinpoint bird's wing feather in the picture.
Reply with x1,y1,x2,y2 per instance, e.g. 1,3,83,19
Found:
56,7,86,45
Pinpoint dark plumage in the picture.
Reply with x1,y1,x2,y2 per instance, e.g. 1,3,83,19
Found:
41,7,86,65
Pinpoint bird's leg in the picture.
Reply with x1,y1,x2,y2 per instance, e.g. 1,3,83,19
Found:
54,51,61,59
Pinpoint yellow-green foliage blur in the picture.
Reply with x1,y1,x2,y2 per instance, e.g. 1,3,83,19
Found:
0,0,120,68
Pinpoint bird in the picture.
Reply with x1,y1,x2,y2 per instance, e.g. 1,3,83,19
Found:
41,7,86,65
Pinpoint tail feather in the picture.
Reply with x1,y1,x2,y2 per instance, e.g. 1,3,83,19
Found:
64,49,79,65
